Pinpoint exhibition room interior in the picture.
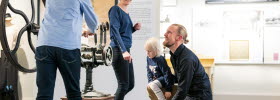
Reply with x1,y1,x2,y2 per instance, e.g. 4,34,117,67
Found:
0,0,280,100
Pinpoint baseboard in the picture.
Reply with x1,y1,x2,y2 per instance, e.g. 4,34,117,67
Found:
214,93,280,100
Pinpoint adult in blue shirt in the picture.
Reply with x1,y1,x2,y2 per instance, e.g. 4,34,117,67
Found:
109,0,141,99
163,24,212,100
36,0,98,100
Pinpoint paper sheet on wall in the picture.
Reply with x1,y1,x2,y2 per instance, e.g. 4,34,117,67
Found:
129,1,154,40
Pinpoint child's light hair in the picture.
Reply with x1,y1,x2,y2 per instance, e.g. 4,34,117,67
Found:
144,37,161,57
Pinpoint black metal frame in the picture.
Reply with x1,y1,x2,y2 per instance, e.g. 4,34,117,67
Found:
0,0,39,73
0,0,116,73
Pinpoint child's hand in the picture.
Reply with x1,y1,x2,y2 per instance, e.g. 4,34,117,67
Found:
165,92,172,99
153,76,156,80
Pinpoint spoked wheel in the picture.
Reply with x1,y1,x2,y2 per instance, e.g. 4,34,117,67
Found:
103,46,113,66
0,0,39,73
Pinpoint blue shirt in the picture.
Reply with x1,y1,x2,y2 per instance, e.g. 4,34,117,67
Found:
37,0,98,50
146,56,174,92
109,6,136,53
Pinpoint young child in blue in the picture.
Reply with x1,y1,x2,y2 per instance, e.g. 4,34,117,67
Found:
145,37,174,100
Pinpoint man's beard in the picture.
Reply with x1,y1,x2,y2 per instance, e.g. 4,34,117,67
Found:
163,40,175,48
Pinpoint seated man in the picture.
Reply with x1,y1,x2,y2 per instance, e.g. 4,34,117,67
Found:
163,24,212,100
144,37,175,100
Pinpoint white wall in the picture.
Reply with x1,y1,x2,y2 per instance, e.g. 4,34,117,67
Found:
160,0,205,48
213,64,280,100
161,0,280,63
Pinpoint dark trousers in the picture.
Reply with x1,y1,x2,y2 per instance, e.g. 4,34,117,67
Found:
35,46,82,100
0,51,18,100
112,47,135,100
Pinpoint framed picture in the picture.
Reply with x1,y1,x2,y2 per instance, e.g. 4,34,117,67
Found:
229,40,249,60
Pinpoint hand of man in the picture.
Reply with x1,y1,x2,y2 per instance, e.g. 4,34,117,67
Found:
122,51,132,63
134,23,141,30
82,30,95,38
165,92,172,100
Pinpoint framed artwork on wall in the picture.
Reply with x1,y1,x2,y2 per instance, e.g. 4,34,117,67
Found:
229,40,250,60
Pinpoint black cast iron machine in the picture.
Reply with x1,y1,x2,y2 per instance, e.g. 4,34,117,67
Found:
81,22,113,97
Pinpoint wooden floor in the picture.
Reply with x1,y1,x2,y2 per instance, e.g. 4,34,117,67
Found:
61,96,114,100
